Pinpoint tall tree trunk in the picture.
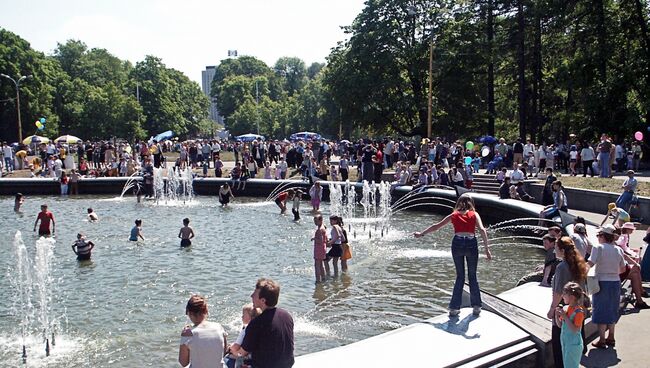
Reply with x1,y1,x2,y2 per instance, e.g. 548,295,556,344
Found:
487,0,496,136
532,2,543,141
517,0,527,139
631,0,650,129
594,0,608,83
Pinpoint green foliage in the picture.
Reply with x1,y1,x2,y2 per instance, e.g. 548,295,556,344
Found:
322,0,650,141
1,29,210,142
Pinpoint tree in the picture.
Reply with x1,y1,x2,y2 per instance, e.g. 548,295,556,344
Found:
274,56,307,96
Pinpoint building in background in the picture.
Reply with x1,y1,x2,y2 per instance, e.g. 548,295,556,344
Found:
201,66,223,124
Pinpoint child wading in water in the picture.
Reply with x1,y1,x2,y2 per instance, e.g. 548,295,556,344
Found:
312,215,328,283
309,181,322,212
129,219,145,241
178,218,195,247
554,282,587,368
292,190,302,221
326,215,344,277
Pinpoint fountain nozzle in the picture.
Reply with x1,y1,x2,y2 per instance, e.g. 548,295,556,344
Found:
52,332,56,346
22,345,27,362
45,338,50,357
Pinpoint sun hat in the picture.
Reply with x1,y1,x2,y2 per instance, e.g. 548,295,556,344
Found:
598,224,617,235
621,222,636,231
608,203,617,211
573,223,586,233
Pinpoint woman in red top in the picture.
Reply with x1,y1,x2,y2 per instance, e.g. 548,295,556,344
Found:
414,194,491,316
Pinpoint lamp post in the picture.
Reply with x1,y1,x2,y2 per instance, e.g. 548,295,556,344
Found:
1,74,31,142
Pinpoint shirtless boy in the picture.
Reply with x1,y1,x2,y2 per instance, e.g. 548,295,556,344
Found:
178,218,195,247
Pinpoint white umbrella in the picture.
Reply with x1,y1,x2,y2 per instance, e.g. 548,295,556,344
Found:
22,135,50,145
54,135,82,144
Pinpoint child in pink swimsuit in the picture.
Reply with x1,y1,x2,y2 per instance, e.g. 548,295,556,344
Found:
312,215,328,283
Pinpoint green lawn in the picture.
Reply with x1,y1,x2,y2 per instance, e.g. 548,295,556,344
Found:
557,176,650,197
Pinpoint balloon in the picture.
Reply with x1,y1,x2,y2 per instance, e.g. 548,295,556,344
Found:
481,146,490,157
464,156,472,165
635,131,643,141
35,121,42,128
647,126,650,132
465,141,474,150
38,125,45,130
40,117,46,123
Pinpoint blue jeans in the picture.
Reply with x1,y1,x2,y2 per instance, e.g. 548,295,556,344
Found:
450,235,481,310
616,191,634,211
599,152,610,177
4,157,13,171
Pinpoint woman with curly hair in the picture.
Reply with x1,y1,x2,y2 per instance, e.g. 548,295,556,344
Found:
548,236,589,368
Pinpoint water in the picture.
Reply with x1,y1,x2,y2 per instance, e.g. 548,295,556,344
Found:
0,195,543,367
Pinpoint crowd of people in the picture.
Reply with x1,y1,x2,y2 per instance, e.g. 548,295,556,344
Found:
5,131,649,368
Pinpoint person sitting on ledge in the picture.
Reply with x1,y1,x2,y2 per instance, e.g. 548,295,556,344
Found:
539,181,568,225
499,177,511,199
516,182,535,202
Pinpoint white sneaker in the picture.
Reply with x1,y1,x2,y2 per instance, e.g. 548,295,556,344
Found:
449,309,460,317
473,306,481,315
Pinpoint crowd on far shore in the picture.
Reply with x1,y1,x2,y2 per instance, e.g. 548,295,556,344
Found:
0,133,643,198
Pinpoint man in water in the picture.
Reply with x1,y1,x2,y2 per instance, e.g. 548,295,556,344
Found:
72,233,95,261
33,204,55,236
14,192,24,212
235,278,294,368
178,218,195,247
87,207,99,221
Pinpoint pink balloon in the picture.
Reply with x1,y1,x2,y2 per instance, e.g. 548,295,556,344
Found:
635,131,643,141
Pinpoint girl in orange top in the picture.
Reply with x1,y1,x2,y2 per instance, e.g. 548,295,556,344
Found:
554,282,586,368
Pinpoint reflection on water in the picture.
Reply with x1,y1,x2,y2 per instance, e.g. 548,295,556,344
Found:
0,195,543,367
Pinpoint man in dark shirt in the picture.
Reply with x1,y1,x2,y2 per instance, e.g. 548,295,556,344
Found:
238,278,294,368
499,177,511,199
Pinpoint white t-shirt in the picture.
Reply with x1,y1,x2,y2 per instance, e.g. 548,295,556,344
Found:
179,321,227,368
590,242,625,281
510,169,525,184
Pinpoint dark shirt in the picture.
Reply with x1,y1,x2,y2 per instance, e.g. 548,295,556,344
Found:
513,142,524,154
241,307,294,368
499,183,510,199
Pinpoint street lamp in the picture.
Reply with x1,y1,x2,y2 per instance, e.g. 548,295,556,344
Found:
407,6,434,139
1,73,32,142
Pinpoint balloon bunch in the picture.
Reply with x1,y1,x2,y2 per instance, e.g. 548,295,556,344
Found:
35,117,46,130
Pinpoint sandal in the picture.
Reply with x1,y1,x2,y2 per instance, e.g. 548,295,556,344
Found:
605,339,616,347
591,341,607,349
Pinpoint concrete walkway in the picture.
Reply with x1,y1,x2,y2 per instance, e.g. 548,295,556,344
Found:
568,209,650,367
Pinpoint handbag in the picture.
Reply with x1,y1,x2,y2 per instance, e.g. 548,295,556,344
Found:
341,229,352,260
586,267,600,295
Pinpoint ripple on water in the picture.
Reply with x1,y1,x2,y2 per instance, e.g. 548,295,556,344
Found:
0,195,544,366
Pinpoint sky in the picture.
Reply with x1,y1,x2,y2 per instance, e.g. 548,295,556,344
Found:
0,0,366,85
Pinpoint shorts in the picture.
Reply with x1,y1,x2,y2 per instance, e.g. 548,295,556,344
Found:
180,239,192,247
219,196,230,205
77,253,91,261
38,229,51,236
570,159,577,163
327,244,343,258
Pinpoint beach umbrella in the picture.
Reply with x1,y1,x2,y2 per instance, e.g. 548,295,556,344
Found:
479,135,497,144
54,135,82,144
22,135,50,145
236,133,265,142
154,130,174,142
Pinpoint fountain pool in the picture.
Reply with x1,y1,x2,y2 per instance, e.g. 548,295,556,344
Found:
0,194,543,367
